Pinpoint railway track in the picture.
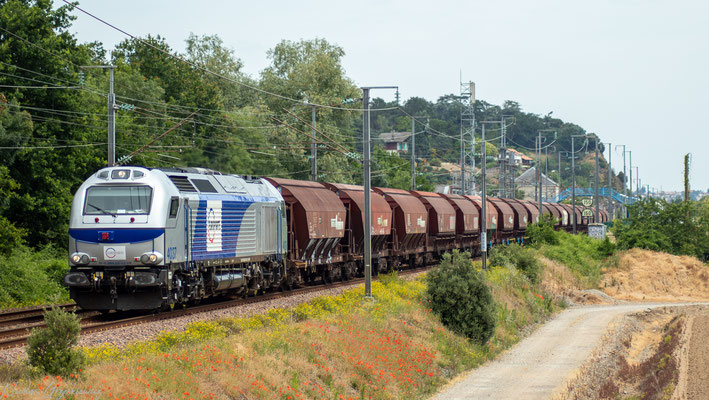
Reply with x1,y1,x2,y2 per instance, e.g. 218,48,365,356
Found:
0,267,426,350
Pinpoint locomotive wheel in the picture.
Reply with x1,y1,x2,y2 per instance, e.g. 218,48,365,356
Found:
321,269,332,284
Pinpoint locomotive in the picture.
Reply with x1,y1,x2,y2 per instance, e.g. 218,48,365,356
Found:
63,166,607,311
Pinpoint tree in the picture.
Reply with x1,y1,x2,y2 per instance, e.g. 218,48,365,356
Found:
613,198,709,259
0,0,103,247
260,38,361,181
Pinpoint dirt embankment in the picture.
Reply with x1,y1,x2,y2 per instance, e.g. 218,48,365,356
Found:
601,249,709,302
560,249,709,399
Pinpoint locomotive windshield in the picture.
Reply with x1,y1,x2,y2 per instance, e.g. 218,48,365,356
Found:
84,186,153,215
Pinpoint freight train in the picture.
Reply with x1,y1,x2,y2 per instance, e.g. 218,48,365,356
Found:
63,166,609,311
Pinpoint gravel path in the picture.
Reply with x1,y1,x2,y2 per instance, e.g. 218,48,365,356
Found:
685,311,709,400
432,302,707,400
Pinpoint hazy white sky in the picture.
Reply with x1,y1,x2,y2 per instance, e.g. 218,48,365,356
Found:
60,0,709,191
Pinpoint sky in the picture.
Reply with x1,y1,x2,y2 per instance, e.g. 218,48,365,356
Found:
57,0,709,192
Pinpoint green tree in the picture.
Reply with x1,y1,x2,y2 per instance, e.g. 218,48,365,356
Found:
613,198,709,259
260,39,361,180
426,250,495,344
0,0,103,247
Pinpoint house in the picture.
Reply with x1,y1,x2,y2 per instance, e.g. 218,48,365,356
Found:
507,148,533,167
379,131,411,155
514,166,559,201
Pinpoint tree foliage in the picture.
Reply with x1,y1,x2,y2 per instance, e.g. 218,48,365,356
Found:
613,198,709,259
526,214,559,246
0,0,608,252
425,251,495,344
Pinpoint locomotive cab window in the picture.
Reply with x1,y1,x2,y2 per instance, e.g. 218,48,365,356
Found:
84,186,153,215
168,197,179,218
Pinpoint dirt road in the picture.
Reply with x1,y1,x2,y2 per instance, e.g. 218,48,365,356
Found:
684,311,709,399
432,303,704,400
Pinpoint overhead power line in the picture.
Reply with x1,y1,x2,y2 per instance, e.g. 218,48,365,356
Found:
0,143,106,150
65,1,398,113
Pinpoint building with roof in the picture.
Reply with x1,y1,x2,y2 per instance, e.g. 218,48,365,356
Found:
379,131,411,155
514,166,559,201
507,148,533,167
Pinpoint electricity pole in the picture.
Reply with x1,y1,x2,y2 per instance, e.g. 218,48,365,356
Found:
606,142,613,219
593,135,599,223
410,116,427,191
537,130,556,216
571,135,586,233
411,117,415,190
361,86,397,299
481,123,488,270
616,145,627,216
311,105,317,181
82,65,116,166
628,150,633,203
480,120,505,269
634,167,639,197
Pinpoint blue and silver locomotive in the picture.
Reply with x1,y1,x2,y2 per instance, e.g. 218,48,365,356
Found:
63,166,287,311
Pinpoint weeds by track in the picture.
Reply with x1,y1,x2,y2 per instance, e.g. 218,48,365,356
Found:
0,267,427,350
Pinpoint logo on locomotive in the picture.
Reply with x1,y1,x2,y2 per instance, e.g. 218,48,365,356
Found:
206,200,222,252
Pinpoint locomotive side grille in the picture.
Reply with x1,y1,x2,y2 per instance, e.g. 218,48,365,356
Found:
168,175,198,192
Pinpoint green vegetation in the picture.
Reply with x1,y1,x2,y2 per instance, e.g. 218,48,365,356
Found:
0,0,609,258
524,220,615,287
4,254,559,399
26,307,85,376
426,251,496,344
613,198,709,260
490,243,542,283
0,246,68,308
526,214,559,245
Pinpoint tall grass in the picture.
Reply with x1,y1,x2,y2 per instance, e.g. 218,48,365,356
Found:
26,262,560,400
537,230,610,287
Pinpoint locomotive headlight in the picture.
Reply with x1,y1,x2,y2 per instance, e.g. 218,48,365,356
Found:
139,252,163,265
70,252,91,265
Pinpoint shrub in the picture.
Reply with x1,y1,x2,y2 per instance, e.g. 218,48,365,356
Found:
0,245,68,308
597,237,616,258
526,214,559,245
426,250,495,344
539,230,605,286
27,307,85,376
489,243,542,283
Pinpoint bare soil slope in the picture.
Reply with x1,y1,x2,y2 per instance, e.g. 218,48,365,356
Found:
601,249,709,302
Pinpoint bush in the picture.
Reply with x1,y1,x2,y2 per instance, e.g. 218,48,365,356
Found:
526,214,559,245
27,307,85,376
539,230,605,286
597,237,616,258
426,250,495,344
489,243,542,283
0,245,68,308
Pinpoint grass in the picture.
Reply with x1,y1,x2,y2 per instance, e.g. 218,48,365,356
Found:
536,230,613,287
3,262,561,400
